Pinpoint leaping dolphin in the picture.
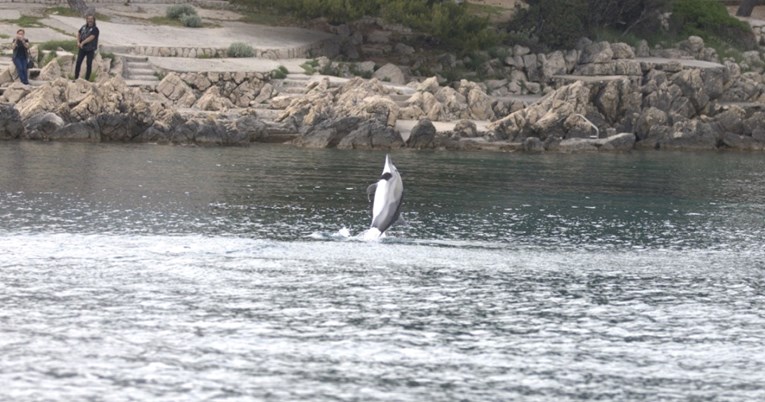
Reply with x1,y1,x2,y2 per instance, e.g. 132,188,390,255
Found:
366,154,404,237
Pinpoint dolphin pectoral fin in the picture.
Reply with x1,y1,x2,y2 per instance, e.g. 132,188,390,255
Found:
366,183,377,202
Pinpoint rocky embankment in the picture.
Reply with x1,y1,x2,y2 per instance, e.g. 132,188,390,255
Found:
2,36,765,152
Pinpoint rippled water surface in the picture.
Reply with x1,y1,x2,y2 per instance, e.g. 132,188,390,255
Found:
1,142,764,401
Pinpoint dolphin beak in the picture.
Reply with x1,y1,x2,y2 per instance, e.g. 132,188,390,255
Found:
383,154,393,173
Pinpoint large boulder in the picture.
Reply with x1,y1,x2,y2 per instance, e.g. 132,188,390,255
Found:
193,86,235,111
156,73,197,108
406,118,436,149
336,121,404,150
23,112,64,140
489,81,591,141
372,63,405,85
579,41,613,64
293,116,362,148
0,103,23,140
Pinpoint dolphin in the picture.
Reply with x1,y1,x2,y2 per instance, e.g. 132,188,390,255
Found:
366,154,404,237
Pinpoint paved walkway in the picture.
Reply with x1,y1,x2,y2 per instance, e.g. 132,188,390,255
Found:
0,2,335,73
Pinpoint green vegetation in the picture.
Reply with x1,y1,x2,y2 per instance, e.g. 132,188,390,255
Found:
508,0,756,52
227,42,255,58
671,0,755,48
180,13,203,28
271,65,289,79
165,4,202,28
300,59,320,75
166,4,198,19
3,15,44,28
39,40,78,53
229,0,501,54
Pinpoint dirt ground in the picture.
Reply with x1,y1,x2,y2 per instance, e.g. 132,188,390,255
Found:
728,5,765,20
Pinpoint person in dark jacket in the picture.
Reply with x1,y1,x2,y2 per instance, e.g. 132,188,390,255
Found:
12,28,30,85
74,14,99,81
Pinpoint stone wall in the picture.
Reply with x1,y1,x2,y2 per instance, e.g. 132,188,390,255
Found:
102,41,333,60
154,70,271,109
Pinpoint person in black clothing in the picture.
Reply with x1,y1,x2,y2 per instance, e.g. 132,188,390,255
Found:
74,14,99,81
12,28,30,85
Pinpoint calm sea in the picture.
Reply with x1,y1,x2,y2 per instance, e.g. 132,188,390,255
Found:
1,142,764,401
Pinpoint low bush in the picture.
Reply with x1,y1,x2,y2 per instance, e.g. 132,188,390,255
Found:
166,4,197,19
228,42,255,58
271,66,288,79
180,13,203,28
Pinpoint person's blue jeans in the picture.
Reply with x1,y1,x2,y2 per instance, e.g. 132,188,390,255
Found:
12,56,29,85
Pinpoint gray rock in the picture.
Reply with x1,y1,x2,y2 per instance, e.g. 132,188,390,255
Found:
513,44,530,56
599,133,636,151
636,40,650,57
712,106,746,136
337,121,404,150
558,138,600,152
579,41,613,64
523,137,544,152
636,107,668,141
294,116,362,148
662,120,718,150
0,104,23,140
453,120,478,138
752,128,765,142
721,132,762,150
232,114,269,143
541,51,567,80
407,118,436,149
610,42,635,59
523,54,541,81
373,63,406,85
49,121,99,142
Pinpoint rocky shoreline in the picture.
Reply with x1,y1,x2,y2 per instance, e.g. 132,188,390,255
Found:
2,35,765,152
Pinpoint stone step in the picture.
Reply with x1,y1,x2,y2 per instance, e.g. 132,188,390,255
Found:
120,54,149,63
126,79,158,89
278,86,307,95
129,68,156,75
128,75,159,82
127,62,152,69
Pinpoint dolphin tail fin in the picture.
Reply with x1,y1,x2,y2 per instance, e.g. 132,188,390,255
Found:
366,183,377,202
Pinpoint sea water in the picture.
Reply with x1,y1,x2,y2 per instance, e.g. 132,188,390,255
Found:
1,142,764,400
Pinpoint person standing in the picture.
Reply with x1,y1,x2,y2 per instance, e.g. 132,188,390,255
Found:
12,29,30,85
74,14,99,81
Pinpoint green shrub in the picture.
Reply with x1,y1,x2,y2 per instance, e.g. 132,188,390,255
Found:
271,65,288,79
39,40,78,53
300,59,320,75
180,13,203,28
229,0,500,54
227,42,254,57
167,4,197,19
671,0,756,49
